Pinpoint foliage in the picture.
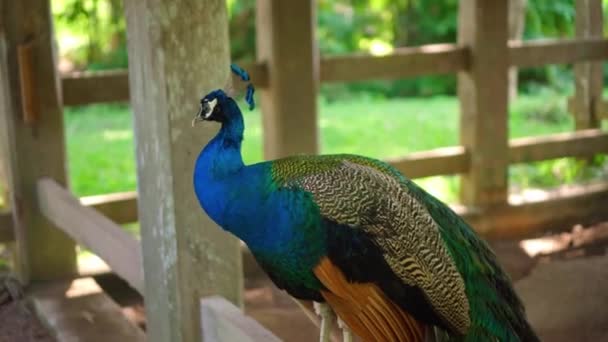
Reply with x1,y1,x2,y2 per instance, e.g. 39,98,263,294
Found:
53,0,127,70
51,0,604,97
227,0,256,62
525,1,575,39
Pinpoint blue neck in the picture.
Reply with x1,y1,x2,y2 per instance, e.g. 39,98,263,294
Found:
192,100,325,275
193,100,247,227
200,100,245,176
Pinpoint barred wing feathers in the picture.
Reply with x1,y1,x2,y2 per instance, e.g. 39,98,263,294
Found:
271,155,471,336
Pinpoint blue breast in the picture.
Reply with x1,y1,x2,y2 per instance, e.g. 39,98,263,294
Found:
193,114,326,293
194,145,325,258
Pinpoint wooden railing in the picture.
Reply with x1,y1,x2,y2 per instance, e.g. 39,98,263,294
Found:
36,178,144,292
49,40,608,241
59,38,608,105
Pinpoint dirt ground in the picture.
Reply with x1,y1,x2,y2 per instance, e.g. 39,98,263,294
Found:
121,220,608,341
0,278,55,342
1,221,607,341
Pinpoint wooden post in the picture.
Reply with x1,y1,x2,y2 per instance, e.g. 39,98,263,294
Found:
570,0,603,129
508,0,527,101
0,0,77,282
256,0,319,159
124,1,243,342
458,0,510,209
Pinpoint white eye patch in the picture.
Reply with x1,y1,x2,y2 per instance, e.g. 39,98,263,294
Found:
204,98,218,119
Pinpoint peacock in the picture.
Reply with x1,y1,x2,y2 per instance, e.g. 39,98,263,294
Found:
192,65,539,342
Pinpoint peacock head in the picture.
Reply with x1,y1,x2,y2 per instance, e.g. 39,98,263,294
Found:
192,64,255,127
192,89,232,126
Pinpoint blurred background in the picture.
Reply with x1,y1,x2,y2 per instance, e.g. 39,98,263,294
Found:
45,0,608,209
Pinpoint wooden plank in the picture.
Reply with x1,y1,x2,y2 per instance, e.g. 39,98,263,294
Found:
200,296,281,342
59,62,267,107
256,0,319,159
509,129,608,163
387,146,469,178
320,44,469,83
37,178,143,293
457,0,510,207
244,62,269,88
61,70,130,106
30,278,145,342
508,0,527,100
80,183,608,247
0,0,77,282
600,100,608,120
509,38,608,68
81,191,138,224
71,129,606,225
67,129,606,226
470,182,608,239
0,211,14,242
572,0,604,130
124,1,243,341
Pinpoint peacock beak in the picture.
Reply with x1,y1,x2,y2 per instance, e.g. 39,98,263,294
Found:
192,103,206,127
191,98,217,127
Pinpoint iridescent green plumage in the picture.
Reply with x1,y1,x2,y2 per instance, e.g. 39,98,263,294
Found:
269,154,537,341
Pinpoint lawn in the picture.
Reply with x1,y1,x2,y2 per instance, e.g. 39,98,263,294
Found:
63,92,606,204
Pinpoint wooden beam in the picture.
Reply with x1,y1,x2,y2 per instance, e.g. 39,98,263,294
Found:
61,70,130,106
124,1,243,341
58,40,608,108
81,191,138,224
200,296,281,342
387,146,469,178
70,128,607,226
320,44,469,83
509,129,608,163
37,178,143,293
243,61,270,88
72,129,607,226
572,0,604,131
256,0,319,159
0,211,14,242
508,0,527,100
458,0,510,207
59,62,268,107
473,182,608,239
509,38,608,68
0,0,77,282
600,100,608,120
30,278,145,342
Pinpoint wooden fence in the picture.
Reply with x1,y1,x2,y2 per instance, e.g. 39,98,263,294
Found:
7,10,604,241
0,1,607,341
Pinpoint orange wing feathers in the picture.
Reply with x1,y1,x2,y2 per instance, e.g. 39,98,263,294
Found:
314,257,425,342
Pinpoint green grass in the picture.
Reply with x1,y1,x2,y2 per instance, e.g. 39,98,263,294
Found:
65,105,138,196
64,93,606,204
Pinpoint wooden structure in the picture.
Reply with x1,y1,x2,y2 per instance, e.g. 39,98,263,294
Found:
0,0,607,341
